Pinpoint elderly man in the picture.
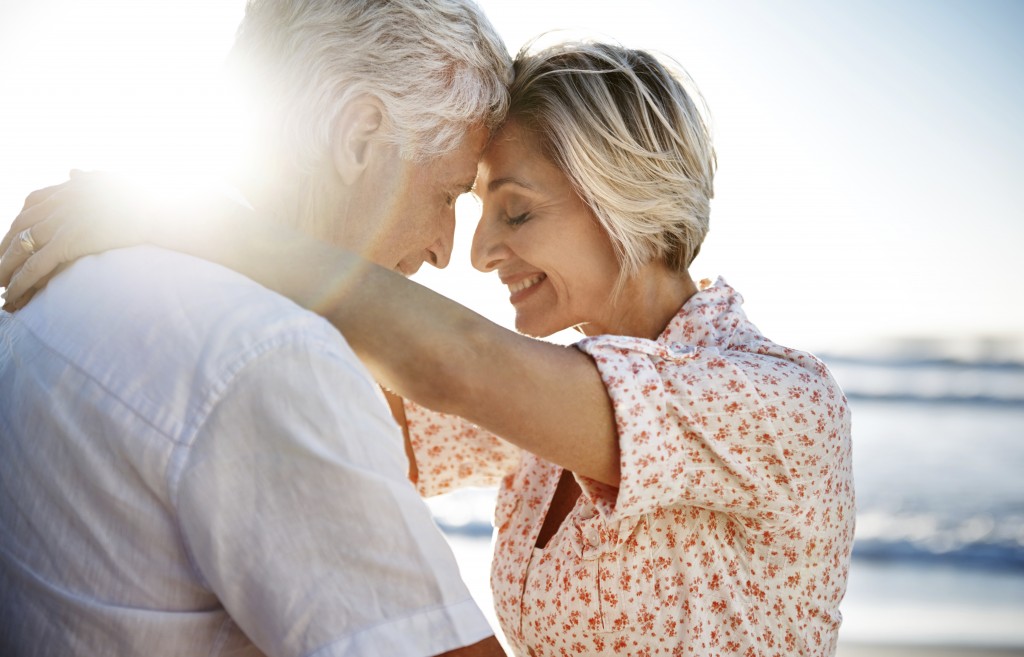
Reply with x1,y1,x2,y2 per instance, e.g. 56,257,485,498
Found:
0,1,510,656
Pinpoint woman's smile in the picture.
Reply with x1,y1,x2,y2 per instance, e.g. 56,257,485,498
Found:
506,273,546,303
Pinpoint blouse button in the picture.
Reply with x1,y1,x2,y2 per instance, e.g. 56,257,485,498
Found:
585,528,600,547
669,342,691,356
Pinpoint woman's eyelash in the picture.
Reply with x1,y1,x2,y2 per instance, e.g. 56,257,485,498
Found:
506,212,530,226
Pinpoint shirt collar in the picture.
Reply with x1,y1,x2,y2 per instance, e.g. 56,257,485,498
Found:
656,277,756,349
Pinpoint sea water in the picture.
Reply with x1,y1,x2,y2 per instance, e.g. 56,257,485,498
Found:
427,352,1024,649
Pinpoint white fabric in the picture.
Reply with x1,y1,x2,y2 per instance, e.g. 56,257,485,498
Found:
0,246,491,657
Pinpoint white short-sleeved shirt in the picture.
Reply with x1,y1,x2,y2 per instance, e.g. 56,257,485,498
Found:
0,246,492,657
407,278,855,657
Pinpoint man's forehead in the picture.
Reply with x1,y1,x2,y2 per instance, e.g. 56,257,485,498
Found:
440,125,490,184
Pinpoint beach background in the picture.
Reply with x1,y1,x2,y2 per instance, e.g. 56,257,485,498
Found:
2,1,1022,655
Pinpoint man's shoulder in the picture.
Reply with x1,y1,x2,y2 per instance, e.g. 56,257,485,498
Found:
18,246,362,427
9,245,368,440
37,245,328,339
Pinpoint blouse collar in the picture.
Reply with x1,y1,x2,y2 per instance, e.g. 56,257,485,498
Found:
656,277,755,349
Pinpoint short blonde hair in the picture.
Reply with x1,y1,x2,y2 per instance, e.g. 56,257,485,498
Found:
509,41,715,282
231,0,512,171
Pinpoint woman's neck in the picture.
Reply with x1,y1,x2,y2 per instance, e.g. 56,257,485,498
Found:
580,265,699,340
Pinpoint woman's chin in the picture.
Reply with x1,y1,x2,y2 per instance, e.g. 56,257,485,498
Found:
513,314,565,339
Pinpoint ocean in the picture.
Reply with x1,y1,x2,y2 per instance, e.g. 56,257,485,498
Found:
426,350,1024,650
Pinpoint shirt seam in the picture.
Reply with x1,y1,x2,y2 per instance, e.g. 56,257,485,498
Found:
5,315,184,441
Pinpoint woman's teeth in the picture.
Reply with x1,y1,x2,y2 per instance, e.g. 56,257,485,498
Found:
509,274,544,294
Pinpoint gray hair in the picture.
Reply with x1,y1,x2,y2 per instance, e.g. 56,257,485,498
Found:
230,0,512,177
509,41,715,284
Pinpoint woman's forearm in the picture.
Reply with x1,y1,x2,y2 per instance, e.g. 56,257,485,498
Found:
198,209,621,485
1,180,621,484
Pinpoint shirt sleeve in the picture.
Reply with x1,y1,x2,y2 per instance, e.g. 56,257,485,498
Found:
171,332,493,657
404,400,522,498
575,334,847,528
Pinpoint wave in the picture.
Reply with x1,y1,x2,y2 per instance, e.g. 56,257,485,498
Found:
820,354,1024,406
844,391,1024,407
436,523,1024,572
430,489,1024,568
853,538,1024,571
436,518,495,538
434,510,1024,573
819,353,1024,371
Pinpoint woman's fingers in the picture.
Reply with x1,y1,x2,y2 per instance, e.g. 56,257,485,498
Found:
1,234,50,304
0,227,38,291
2,219,81,306
0,194,70,288
1,176,159,305
0,181,74,255
21,182,68,213
1,171,213,311
0,242,24,293
2,253,65,311
2,276,41,313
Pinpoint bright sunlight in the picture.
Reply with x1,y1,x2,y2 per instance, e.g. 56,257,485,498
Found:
1,1,243,191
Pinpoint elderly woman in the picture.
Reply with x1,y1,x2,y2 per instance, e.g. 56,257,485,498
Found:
1,41,854,656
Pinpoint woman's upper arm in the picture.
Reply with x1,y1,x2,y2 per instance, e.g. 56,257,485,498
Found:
570,336,845,523
431,326,620,486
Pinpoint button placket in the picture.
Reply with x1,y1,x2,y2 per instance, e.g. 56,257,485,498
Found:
576,516,604,560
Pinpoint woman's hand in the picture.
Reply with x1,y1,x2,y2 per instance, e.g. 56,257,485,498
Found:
1,171,211,311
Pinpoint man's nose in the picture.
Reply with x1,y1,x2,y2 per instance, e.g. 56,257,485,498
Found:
424,210,455,269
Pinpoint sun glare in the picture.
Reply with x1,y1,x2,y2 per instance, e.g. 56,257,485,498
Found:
2,1,244,194
3,1,1021,348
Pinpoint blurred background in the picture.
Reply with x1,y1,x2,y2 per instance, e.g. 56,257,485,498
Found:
2,1,1021,654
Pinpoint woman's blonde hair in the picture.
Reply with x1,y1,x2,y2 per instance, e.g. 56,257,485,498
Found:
509,41,715,284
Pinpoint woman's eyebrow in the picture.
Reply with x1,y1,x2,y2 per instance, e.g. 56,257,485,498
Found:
487,176,535,193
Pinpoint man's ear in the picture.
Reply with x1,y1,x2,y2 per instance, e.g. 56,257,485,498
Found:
331,95,385,186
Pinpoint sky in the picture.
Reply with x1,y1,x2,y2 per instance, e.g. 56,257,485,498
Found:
1,0,1021,357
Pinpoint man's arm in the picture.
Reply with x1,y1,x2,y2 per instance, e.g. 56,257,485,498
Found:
175,331,499,657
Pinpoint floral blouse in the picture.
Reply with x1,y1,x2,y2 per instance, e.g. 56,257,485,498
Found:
407,279,855,657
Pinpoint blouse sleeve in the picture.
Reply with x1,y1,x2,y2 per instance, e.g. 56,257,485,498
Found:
574,335,849,529
404,399,522,498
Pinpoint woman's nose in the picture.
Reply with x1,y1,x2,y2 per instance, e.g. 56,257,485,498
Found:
470,215,507,272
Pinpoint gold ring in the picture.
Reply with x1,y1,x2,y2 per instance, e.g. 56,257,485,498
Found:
17,229,37,255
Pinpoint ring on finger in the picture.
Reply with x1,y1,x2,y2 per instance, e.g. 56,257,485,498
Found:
17,229,37,255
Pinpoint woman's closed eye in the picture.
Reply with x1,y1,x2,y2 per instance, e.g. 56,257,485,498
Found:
506,212,531,227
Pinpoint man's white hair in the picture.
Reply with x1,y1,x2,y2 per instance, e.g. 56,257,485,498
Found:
231,0,512,181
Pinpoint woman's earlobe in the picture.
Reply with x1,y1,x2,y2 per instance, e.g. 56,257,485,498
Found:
331,96,384,185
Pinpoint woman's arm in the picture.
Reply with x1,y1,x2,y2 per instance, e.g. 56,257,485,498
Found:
222,213,620,485
1,177,620,485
